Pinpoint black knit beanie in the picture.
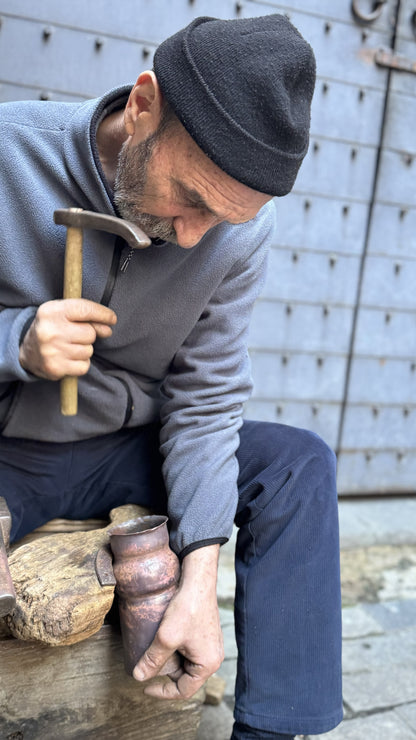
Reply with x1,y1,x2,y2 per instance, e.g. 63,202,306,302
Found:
153,15,316,197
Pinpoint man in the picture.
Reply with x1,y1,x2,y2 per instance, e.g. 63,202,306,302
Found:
0,14,343,740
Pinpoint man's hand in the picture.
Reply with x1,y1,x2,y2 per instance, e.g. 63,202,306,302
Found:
133,544,224,700
19,299,117,379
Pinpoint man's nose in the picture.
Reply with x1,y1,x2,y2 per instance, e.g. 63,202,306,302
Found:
173,213,219,249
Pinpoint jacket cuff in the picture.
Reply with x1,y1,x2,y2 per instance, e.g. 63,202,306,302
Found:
19,314,36,345
179,537,228,561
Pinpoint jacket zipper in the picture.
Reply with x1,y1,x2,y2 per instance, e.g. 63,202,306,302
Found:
0,381,21,433
95,237,135,427
100,235,125,307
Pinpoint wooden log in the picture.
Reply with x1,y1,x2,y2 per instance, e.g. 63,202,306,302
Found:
15,517,108,545
3,504,151,645
0,624,204,740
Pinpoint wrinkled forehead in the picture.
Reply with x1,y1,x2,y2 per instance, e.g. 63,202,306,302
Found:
156,120,272,218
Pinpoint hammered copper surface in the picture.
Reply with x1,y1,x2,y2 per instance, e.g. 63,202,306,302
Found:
109,515,180,675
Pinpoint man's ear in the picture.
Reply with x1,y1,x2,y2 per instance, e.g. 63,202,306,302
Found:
124,71,164,139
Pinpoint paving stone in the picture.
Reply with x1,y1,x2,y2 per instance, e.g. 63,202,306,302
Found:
212,505,416,740
342,628,416,673
342,605,384,639
379,564,416,601
395,702,416,733
343,664,416,712
197,702,234,740
362,599,416,631
312,711,416,739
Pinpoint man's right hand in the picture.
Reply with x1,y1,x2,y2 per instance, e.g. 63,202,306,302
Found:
19,299,117,380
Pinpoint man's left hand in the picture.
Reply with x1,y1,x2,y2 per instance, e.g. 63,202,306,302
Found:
132,543,224,700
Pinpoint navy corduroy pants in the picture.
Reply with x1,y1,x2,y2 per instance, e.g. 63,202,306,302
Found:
1,420,342,738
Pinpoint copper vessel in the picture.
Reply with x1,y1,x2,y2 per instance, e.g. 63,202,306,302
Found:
109,515,180,676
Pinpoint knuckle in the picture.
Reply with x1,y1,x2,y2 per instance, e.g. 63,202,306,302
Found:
205,661,219,676
87,326,97,343
77,300,93,319
143,651,161,671
36,303,50,320
79,359,91,375
213,656,223,672
162,682,178,699
156,628,177,653
42,359,60,380
36,325,54,344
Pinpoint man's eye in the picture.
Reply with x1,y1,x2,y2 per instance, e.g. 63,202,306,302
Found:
189,202,210,216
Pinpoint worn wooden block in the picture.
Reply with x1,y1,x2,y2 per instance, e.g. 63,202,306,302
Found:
204,674,227,706
4,505,150,646
0,624,204,740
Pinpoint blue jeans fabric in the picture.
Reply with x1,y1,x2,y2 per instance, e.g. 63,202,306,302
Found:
0,420,342,737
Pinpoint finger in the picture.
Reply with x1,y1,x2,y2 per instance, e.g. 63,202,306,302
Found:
63,299,117,326
165,666,184,682
61,359,92,377
61,321,113,343
133,642,175,682
143,676,183,700
64,343,94,361
144,671,204,701
63,323,97,345
35,348,92,379
90,322,114,339
44,359,91,380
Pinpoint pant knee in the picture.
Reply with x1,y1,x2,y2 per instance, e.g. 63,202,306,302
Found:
298,428,337,477
239,420,336,479
237,421,338,527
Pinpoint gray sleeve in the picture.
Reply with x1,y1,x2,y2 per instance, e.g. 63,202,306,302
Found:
0,307,38,382
159,216,274,555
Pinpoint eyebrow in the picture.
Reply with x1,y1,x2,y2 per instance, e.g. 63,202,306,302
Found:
170,178,222,219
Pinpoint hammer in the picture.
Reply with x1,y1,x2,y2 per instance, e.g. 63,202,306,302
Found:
0,497,16,617
54,209,151,416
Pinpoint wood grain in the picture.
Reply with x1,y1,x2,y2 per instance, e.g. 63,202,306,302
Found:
0,624,204,739
3,505,150,645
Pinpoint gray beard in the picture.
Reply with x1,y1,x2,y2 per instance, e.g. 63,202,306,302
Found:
114,137,178,244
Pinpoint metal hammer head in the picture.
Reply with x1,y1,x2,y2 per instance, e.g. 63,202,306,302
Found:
54,209,151,249
0,497,16,617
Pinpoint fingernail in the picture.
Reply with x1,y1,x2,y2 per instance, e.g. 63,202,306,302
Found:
133,667,145,681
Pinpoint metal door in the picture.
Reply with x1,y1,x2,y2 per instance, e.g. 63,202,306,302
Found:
0,0,414,494
335,0,416,493
244,0,416,495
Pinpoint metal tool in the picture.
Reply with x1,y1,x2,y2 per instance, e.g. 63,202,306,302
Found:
53,208,151,416
0,497,16,617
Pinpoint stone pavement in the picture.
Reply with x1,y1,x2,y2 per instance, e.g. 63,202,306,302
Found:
197,497,416,740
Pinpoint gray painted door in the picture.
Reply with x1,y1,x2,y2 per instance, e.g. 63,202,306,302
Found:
0,0,414,493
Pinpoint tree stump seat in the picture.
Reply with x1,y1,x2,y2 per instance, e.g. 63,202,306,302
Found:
0,513,206,740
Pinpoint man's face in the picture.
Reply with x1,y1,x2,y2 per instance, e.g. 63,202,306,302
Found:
114,119,271,249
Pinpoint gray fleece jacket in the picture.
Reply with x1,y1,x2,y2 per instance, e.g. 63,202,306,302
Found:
0,86,276,555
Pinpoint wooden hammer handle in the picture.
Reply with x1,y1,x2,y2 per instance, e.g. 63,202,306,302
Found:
61,224,83,416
